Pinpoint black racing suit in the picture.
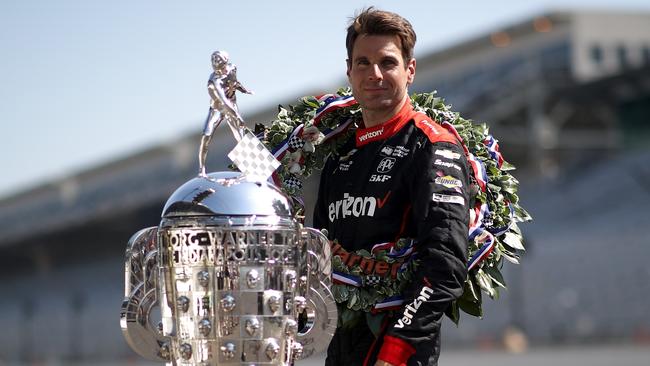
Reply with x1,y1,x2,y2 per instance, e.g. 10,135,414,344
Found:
313,101,470,366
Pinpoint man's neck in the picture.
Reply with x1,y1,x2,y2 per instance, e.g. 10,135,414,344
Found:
361,96,409,128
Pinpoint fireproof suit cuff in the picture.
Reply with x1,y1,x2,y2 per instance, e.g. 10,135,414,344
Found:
377,335,416,366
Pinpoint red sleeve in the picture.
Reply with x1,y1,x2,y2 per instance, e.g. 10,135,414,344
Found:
377,335,416,366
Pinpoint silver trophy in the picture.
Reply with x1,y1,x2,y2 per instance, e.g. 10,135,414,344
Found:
120,51,337,365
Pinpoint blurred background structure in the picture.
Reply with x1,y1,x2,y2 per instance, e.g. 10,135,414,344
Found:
1,4,649,366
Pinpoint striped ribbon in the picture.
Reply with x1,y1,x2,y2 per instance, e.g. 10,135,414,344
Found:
469,202,490,240
484,135,504,168
332,271,362,287
467,229,495,271
314,94,356,124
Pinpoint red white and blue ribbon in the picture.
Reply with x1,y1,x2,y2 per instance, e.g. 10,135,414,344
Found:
371,241,394,254
467,153,488,192
314,94,356,124
370,239,416,259
484,135,504,168
467,229,495,271
332,271,362,287
270,124,305,158
373,295,405,311
469,202,490,240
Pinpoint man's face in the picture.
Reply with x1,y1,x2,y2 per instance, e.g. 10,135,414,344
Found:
347,34,416,116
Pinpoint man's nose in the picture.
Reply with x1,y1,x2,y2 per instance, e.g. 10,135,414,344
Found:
369,64,383,81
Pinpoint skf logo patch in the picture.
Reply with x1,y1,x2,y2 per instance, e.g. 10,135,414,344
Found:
376,157,396,173
434,149,461,160
370,174,391,182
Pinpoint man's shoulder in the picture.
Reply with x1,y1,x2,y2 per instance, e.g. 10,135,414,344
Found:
411,112,458,145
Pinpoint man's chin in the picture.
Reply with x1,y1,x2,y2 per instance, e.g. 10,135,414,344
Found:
359,99,397,112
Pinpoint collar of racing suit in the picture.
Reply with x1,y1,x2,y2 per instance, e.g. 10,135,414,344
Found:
355,98,418,147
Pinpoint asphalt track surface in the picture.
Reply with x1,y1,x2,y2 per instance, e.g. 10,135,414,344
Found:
294,344,650,366
9,344,646,366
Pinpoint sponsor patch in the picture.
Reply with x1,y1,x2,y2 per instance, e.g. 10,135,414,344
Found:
376,157,396,173
432,193,465,206
394,286,434,329
434,173,463,190
337,161,353,172
339,149,357,162
434,158,461,171
392,146,409,158
370,174,391,182
328,191,391,222
434,149,461,160
380,146,394,156
358,127,384,143
336,149,357,172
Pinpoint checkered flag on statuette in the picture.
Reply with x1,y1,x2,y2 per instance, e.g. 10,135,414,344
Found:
228,132,280,179
287,135,305,151
283,175,303,191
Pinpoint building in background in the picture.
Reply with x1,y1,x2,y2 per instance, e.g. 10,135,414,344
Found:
0,10,649,364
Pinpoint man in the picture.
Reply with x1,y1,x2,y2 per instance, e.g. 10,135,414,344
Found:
313,8,470,366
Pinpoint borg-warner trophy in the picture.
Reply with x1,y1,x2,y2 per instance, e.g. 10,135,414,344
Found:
120,51,337,365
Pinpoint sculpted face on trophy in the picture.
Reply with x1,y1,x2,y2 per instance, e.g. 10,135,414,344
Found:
120,51,337,365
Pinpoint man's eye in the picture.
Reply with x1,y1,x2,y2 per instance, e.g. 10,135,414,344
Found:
382,59,397,67
357,60,370,66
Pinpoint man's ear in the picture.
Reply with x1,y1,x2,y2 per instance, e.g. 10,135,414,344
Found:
346,59,351,78
407,58,416,85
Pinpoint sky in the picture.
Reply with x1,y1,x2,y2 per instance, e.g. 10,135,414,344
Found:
1,0,649,199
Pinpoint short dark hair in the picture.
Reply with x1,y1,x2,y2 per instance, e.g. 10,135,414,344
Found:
346,7,417,64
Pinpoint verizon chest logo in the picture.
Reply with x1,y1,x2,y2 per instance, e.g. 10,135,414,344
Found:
394,286,434,329
328,191,391,222
357,127,384,143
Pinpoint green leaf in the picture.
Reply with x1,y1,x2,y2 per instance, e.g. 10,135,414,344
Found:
476,269,496,298
458,297,483,317
501,250,520,265
487,183,502,192
501,160,516,171
484,266,507,288
447,301,460,325
502,232,525,251
512,204,533,222
462,277,481,303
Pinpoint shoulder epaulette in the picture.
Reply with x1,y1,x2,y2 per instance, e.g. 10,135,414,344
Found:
413,112,458,145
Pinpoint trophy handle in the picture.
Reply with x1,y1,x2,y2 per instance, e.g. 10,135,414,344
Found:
120,227,171,362
296,228,338,359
